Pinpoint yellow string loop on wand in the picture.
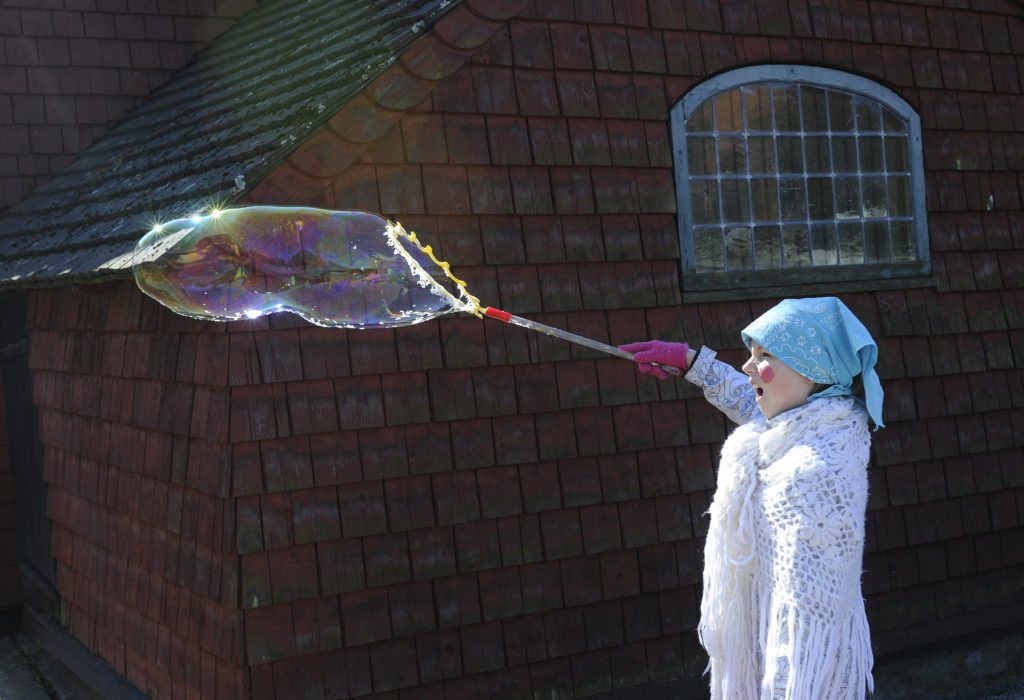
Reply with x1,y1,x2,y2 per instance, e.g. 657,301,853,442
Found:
382,219,485,319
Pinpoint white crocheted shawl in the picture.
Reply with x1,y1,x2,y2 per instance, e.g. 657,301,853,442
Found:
699,396,874,700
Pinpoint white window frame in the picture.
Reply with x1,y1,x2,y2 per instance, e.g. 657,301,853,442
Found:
671,65,930,301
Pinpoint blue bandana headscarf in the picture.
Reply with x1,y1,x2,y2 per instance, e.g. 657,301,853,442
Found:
741,297,885,429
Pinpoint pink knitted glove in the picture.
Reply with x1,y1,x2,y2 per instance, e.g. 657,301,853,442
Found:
619,340,690,380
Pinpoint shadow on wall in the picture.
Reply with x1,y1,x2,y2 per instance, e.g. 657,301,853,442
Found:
585,627,1024,700
872,628,1024,700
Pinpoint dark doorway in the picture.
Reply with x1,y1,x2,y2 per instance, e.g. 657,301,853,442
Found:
0,293,55,627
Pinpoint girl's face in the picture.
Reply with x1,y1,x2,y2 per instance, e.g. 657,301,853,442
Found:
742,341,816,419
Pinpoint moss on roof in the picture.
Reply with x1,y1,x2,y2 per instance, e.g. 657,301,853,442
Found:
0,0,461,289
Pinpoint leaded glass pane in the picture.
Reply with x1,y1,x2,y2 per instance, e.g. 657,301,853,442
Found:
888,175,911,217
865,221,890,263
891,220,915,261
859,136,884,172
690,180,719,224
783,225,811,266
718,136,746,174
777,137,804,173
805,136,830,170
750,178,780,220
835,177,860,219
724,226,754,270
811,223,838,265
715,92,744,132
688,101,715,132
881,107,903,133
806,178,834,219
745,86,774,131
688,137,717,175
838,222,865,264
832,136,857,173
720,180,750,222
694,227,723,272
862,176,887,218
802,87,829,131
855,98,881,131
885,137,909,172
754,225,783,269
779,179,807,221
829,92,855,131
773,85,801,131
748,136,776,173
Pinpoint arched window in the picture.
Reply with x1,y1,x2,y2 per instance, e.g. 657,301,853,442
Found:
671,66,929,300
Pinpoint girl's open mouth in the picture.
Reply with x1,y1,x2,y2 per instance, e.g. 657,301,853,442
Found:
756,387,764,397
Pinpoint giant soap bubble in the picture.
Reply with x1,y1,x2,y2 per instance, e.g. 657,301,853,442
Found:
133,206,481,328
133,205,671,372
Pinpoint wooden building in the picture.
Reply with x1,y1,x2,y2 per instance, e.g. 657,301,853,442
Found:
0,0,1021,697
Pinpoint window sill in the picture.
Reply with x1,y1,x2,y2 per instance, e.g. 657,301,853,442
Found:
681,262,934,303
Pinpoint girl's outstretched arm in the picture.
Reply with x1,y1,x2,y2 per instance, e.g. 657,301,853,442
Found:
685,346,761,425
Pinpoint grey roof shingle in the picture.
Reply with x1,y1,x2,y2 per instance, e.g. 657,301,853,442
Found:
0,0,461,290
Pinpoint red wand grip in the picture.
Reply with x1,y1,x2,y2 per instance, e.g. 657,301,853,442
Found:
485,307,512,322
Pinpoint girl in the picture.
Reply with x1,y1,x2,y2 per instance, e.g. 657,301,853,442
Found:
622,297,884,700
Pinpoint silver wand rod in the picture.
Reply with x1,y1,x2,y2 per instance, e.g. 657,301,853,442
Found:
483,307,681,376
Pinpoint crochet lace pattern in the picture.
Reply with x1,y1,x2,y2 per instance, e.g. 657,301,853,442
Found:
686,349,874,699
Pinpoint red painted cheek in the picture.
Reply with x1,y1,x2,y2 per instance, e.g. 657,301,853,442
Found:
759,365,775,384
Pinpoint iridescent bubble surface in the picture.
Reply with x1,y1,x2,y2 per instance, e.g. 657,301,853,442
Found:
133,206,475,328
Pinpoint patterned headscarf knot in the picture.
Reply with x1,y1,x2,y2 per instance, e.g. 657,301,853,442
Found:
741,297,885,430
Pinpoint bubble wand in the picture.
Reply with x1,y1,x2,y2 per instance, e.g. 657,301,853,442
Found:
133,206,680,375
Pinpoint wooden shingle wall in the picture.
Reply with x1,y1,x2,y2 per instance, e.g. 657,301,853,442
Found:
20,0,1024,698
0,0,258,211
245,0,1024,694
29,285,248,698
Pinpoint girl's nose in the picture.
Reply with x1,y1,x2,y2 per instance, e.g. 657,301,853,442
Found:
741,356,756,375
